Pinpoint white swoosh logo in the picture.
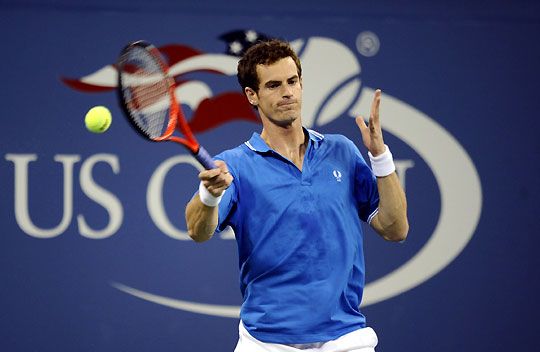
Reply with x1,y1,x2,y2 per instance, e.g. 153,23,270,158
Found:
111,282,240,318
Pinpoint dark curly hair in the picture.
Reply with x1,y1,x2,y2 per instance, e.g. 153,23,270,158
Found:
237,39,302,93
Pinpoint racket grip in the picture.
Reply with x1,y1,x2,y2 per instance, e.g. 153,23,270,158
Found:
195,146,216,170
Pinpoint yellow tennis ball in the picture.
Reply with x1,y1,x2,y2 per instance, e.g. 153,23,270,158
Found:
85,106,112,133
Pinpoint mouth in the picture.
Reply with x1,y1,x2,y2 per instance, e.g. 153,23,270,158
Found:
277,100,297,107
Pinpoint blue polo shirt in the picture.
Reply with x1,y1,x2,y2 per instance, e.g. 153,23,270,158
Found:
214,128,379,344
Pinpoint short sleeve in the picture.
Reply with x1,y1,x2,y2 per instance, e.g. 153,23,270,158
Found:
213,157,238,233
349,141,380,223
216,178,237,233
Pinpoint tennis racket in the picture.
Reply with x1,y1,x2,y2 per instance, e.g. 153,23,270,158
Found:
116,40,215,170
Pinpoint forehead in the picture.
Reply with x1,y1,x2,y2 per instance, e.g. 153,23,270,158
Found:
256,57,298,84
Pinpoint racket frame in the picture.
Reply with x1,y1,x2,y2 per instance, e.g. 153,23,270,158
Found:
116,40,215,169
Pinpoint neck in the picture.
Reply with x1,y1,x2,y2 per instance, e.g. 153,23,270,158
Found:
260,120,307,170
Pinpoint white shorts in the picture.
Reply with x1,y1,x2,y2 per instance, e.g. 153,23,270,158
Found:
234,321,378,352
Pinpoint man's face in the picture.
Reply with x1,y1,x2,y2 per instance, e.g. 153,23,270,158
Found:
246,56,303,127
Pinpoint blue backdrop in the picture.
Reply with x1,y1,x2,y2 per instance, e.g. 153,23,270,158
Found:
1,1,539,351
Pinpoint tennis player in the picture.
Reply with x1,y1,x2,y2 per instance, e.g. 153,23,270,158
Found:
185,39,408,352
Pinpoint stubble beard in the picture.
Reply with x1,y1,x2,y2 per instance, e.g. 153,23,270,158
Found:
263,103,302,128
268,114,298,128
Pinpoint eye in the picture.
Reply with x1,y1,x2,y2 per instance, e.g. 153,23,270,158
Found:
288,78,298,85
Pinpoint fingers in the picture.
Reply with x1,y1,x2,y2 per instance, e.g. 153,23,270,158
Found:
198,160,233,196
356,116,371,149
199,160,228,180
371,89,381,111
355,115,367,130
199,168,221,180
355,116,370,137
214,160,229,173
370,89,381,125
355,89,385,153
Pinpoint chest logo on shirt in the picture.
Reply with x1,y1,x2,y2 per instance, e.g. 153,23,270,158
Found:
333,169,342,182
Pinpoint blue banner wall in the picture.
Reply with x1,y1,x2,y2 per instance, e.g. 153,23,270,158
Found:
1,1,539,351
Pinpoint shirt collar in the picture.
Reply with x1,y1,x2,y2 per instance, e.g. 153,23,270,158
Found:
244,127,324,153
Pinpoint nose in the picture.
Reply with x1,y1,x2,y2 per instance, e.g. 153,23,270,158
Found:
281,84,293,98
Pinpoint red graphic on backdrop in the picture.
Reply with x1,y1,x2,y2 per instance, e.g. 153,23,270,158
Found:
61,43,259,133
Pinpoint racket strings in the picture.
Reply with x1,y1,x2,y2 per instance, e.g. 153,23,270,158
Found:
127,76,170,137
119,48,173,139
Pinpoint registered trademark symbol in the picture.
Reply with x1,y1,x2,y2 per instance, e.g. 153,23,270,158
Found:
356,31,380,57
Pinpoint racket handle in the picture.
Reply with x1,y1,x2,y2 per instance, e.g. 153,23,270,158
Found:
195,146,217,170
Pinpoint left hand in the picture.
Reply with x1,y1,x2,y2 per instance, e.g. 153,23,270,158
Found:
355,89,386,156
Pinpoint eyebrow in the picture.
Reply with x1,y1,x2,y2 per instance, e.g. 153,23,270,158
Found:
263,75,299,87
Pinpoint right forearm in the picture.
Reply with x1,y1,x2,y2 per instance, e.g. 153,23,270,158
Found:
186,160,233,242
185,194,219,242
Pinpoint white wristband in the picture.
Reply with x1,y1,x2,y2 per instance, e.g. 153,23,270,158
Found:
368,145,396,177
198,181,224,207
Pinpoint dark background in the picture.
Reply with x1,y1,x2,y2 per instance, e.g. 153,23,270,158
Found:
1,1,539,351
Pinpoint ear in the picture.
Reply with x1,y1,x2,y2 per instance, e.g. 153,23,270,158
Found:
245,87,258,106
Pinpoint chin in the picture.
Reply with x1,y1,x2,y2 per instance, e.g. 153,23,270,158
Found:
261,108,301,127
278,115,299,127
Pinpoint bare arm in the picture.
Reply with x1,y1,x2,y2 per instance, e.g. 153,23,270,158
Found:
356,89,409,242
185,160,233,243
369,172,408,241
